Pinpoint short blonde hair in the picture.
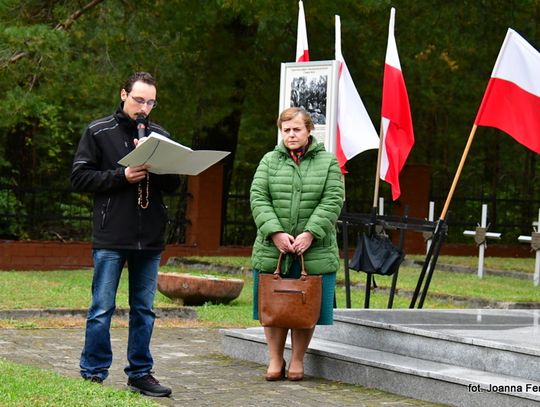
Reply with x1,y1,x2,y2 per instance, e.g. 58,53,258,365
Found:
277,107,315,131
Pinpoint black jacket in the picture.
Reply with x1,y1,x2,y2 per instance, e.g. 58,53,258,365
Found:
71,106,181,250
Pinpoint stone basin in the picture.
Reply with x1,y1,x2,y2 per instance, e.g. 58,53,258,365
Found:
157,272,244,306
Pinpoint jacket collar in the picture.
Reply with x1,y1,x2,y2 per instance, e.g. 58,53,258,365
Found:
114,103,149,130
276,136,323,157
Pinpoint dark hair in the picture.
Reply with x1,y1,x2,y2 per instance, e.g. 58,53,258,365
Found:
277,107,315,131
122,72,156,93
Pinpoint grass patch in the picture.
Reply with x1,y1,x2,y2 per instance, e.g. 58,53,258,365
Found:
0,256,540,328
408,255,536,274
182,254,538,274
0,358,158,407
343,267,540,303
179,256,251,269
0,255,537,327
1,256,538,321
174,256,540,308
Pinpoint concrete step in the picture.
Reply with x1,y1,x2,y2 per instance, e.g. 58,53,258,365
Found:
221,326,540,407
315,309,540,382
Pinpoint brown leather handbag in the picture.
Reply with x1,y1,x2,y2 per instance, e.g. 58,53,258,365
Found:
258,253,322,329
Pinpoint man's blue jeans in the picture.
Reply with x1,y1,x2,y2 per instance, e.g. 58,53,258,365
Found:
80,249,161,380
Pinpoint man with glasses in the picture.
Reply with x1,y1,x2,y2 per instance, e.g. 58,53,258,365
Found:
71,72,180,397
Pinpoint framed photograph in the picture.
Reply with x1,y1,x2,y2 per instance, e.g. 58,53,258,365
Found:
278,60,339,153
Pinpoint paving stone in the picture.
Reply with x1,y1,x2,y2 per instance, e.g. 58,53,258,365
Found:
0,327,440,406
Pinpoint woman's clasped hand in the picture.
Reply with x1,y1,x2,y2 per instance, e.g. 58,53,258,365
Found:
271,231,313,255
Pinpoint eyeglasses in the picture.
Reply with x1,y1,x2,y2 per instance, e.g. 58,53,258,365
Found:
129,94,158,108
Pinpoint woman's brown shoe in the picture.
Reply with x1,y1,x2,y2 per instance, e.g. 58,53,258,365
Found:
287,369,304,381
265,361,286,381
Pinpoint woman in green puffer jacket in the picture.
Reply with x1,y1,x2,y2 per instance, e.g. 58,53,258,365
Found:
250,107,344,382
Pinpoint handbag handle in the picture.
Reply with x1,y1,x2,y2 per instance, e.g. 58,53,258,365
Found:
273,253,307,277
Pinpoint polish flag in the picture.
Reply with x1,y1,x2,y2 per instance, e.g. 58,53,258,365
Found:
380,8,415,201
334,15,379,173
475,28,540,154
296,1,309,62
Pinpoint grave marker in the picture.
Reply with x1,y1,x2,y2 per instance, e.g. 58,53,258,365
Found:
517,209,540,286
463,204,501,278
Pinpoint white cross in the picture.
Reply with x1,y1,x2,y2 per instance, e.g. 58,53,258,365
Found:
517,208,540,286
463,204,501,279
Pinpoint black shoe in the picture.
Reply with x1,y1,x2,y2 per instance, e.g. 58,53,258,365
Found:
127,374,172,397
84,376,103,384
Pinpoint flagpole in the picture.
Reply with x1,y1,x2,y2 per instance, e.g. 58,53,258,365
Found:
439,124,478,220
372,121,385,208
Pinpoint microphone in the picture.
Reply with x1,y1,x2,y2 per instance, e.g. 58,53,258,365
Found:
135,114,147,140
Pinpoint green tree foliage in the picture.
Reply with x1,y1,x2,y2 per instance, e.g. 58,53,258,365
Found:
0,0,538,240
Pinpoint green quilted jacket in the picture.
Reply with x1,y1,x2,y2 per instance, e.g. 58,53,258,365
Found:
250,137,344,275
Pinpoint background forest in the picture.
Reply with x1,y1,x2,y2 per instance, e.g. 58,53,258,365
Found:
0,0,539,244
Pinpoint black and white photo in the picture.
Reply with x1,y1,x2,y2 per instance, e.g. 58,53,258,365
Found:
278,60,339,152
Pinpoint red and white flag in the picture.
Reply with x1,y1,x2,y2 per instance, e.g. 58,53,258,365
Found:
334,15,379,173
380,8,414,201
474,28,540,154
296,1,309,62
